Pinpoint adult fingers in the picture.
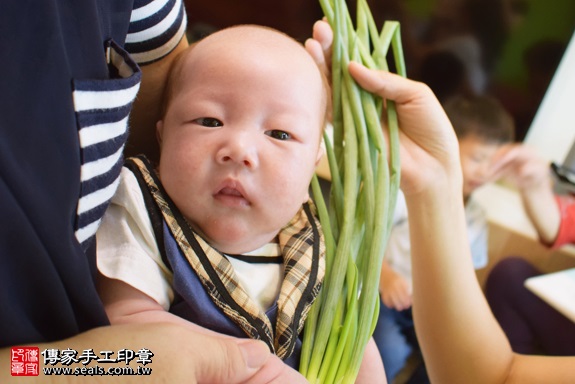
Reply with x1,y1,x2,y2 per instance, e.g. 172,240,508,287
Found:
348,60,455,151
347,61,432,105
305,20,333,80
311,19,333,66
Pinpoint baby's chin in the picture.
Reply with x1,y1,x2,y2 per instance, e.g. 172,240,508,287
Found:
197,224,278,255
212,240,272,256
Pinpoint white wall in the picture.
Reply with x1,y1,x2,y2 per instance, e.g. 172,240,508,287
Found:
524,29,575,166
474,29,575,255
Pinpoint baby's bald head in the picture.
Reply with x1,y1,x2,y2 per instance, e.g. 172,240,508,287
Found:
161,25,329,129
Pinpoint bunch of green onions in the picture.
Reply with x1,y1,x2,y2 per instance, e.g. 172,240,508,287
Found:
299,0,406,382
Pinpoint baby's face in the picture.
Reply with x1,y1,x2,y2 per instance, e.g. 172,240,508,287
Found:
459,134,501,198
157,27,326,254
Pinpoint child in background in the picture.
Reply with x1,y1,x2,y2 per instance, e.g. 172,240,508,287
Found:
373,95,515,383
96,25,383,380
485,143,575,355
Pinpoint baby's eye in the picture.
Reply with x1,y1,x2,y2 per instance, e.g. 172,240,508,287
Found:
266,130,291,141
194,117,223,127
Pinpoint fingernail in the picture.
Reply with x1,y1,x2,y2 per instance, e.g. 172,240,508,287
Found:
238,340,269,369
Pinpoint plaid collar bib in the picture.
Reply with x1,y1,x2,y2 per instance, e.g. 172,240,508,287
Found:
127,156,325,359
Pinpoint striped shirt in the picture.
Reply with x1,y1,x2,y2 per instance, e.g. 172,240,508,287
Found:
73,0,187,250
0,0,187,346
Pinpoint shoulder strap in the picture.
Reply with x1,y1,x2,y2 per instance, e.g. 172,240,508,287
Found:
124,155,171,271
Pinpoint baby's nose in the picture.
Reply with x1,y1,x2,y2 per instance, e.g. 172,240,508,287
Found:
216,132,259,169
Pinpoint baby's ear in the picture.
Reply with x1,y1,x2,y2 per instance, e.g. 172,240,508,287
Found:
156,120,164,147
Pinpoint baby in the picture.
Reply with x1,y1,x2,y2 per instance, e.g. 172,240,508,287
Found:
96,25,382,378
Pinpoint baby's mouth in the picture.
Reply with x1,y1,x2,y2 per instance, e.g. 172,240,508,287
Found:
218,187,243,197
214,184,250,207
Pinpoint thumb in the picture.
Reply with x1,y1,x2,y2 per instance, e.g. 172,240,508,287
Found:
194,338,271,384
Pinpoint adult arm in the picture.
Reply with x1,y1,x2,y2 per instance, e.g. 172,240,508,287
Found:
348,63,575,384
124,0,190,163
126,37,188,163
406,169,574,384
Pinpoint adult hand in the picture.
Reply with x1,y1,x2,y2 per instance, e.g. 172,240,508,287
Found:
148,325,309,384
0,324,308,384
306,21,461,198
348,63,461,197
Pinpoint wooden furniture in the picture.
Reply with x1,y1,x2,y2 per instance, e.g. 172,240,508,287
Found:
473,183,575,288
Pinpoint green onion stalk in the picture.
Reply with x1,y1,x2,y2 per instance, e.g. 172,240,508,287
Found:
299,0,406,382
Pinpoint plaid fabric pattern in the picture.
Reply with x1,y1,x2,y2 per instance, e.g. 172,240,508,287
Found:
276,206,326,358
129,156,325,359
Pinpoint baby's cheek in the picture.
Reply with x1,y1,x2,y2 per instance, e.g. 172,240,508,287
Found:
273,175,307,206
